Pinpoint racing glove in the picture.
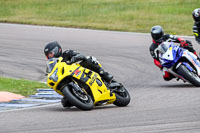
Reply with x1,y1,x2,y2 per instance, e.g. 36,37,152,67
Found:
178,38,189,47
66,54,86,65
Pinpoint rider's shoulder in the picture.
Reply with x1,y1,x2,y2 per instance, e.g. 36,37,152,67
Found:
63,49,76,54
149,43,157,50
63,49,73,53
162,34,169,40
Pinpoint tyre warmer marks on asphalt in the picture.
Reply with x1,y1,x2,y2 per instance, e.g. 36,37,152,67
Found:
0,89,63,112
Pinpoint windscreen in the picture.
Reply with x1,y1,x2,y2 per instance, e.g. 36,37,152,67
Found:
158,42,170,54
47,58,58,73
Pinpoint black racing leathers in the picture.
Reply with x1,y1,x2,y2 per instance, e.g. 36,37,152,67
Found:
193,22,200,44
57,49,114,107
61,50,113,83
62,50,86,63
62,50,100,72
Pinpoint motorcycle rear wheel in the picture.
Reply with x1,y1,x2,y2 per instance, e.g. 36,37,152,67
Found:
177,64,200,87
113,86,130,107
62,86,94,111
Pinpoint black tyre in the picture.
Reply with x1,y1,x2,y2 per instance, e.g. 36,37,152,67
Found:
177,64,200,87
62,86,94,110
61,97,73,108
113,86,130,107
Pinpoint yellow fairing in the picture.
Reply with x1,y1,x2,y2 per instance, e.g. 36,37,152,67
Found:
47,57,70,95
84,72,116,105
47,57,116,105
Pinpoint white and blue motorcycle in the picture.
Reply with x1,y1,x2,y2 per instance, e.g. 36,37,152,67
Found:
157,41,200,87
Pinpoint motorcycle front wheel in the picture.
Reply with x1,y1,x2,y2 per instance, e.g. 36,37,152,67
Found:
113,86,130,107
177,64,200,87
62,86,94,111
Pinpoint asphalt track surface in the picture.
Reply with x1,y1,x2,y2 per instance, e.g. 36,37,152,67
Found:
0,23,200,133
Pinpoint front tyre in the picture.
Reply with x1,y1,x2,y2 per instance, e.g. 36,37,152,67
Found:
61,97,73,108
177,64,200,87
113,86,130,107
62,86,93,111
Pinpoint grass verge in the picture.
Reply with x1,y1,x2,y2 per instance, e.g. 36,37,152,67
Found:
0,0,199,35
0,77,48,97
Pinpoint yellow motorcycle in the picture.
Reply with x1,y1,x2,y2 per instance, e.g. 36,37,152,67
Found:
46,57,130,110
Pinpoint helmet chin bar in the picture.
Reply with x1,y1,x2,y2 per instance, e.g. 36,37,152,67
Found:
47,52,55,59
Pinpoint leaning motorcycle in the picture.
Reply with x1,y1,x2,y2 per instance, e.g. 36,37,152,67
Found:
46,57,130,110
157,41,200,87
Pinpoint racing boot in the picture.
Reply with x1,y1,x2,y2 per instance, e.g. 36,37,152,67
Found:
99,68,113,83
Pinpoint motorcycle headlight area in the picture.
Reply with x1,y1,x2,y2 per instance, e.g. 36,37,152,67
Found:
49,68,58,82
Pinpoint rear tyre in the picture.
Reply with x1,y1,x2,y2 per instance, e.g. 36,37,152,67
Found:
62,86,93,110
113,86,130,107
177,64,200,87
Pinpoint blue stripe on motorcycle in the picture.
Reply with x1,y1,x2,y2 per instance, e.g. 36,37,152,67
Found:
182,62,193,72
